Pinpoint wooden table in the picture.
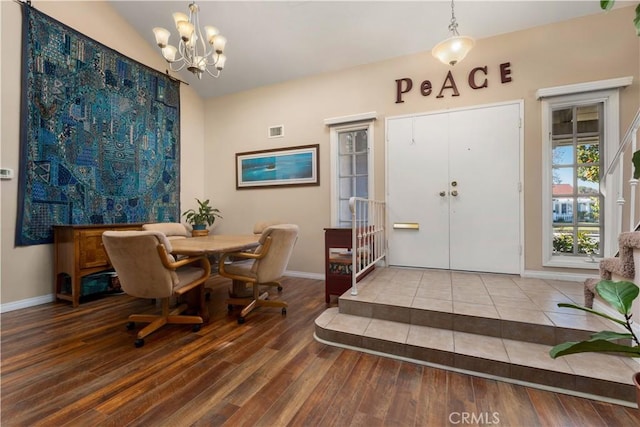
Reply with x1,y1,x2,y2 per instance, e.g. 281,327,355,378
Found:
170,234,260,256
170,234,261,320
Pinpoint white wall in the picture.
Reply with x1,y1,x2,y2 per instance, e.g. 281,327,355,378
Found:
203,6,639,277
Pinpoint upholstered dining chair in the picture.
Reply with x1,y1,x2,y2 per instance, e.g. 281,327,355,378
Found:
102,230,210,347
142,222,189,240
225,219,284,298
219,224,299,324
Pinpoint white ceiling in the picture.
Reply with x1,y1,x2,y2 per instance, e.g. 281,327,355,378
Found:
109,1,634,99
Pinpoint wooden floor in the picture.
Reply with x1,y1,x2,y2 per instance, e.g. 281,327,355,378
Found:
2,275,639,426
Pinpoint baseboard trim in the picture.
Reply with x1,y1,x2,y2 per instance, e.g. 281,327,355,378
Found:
0,271,322,313
1,294,55,313
523,269,598,282
284,270,324,280
3,270,592,313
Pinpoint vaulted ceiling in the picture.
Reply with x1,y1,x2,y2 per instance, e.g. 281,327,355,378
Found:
109,1,634,99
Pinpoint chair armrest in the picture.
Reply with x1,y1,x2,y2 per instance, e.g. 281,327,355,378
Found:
217,237,272,265
157,245,211,275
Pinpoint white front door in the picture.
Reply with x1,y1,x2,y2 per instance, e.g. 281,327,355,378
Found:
387,102,521,274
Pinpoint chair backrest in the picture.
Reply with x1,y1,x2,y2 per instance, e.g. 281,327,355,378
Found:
142,222,189,240
252,220,282,234
253,224,299,283
102,230,177,299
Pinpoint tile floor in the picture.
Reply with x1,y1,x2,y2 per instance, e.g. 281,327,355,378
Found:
315,267,640,405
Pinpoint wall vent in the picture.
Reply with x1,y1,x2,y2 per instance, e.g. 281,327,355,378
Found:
268,125,284,138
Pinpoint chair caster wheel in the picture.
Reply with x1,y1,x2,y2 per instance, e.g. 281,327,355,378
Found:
227,304,234,312
192,324,202,332
277,286,283,292
281,308,287,316
134,338,144,348
126,322,135,330
237,316,245,324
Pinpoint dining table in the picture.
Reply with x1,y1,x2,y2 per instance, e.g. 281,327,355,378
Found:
169,234,261,322
169,234,260,257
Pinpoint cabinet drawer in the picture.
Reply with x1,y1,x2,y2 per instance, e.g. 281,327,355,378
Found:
78,230,109,269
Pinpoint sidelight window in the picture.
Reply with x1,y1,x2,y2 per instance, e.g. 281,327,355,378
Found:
550,104,604,259
540,83,624,269
327,118,375,228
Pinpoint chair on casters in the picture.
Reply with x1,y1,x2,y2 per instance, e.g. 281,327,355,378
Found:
219,224,299,324
102,230,211,347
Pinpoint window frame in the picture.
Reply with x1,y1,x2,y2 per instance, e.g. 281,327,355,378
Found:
329,120,375,228
541,88,621,269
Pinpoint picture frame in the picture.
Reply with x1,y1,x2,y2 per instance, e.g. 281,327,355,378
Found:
236,144,320,189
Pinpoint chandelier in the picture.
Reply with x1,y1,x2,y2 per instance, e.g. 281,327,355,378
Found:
431,0,475,66
152,1,227,79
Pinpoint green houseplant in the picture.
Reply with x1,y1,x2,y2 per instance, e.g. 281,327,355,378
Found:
549,280,640,358
182,198,222,230
549,279,640,405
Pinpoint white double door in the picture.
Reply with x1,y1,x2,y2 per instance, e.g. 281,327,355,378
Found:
387,102,521,274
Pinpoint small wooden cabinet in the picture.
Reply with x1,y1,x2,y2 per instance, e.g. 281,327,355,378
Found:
324,227,376,303
324,228,355,303
53,223,143,307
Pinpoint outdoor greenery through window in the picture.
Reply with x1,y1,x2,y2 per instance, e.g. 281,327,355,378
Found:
337,128,369,228
551,103,604,258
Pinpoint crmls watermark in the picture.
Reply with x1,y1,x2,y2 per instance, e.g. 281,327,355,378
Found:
449,411,500,425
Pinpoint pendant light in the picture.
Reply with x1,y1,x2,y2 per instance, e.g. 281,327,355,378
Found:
432,0,475,66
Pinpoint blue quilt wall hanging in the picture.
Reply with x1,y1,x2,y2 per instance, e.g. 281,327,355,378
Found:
17,5,181,245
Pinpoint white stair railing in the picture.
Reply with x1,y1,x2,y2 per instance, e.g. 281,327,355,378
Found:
602,108,640,233
349,197,386,296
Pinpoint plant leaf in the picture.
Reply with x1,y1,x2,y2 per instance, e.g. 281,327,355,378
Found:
550,339,640,358
590,330,634,341
635,4,640,37
557,302,627,326
600,0,615,12
633,150,640,179
595,280,639,315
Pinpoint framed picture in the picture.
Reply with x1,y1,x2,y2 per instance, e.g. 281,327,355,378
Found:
236,144,320,189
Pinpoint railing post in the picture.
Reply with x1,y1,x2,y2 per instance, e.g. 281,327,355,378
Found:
630,125,638,231
349,197,358,296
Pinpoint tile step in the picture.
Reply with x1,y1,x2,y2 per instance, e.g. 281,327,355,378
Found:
314,308,640,406
338,292,626,347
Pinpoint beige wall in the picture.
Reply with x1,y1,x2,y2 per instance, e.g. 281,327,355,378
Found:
0,1,205,305
1,3,638,307
205,6,639,276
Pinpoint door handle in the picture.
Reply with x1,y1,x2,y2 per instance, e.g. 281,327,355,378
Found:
451,190,458,197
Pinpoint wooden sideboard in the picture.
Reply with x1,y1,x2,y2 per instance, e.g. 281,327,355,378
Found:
53,223,143,307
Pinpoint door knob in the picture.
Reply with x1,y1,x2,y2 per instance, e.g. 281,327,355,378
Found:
451,190,458,196
439,191,446,197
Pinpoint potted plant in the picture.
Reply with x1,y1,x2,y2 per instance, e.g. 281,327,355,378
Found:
549,279,640,405
182,198,222,230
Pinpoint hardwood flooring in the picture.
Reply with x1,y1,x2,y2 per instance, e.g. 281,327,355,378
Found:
2,275,639,426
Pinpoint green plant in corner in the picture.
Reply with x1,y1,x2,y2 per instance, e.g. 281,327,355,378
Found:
549,280,640,358
601,0,640,35
182,198,222,230
601,1,640,179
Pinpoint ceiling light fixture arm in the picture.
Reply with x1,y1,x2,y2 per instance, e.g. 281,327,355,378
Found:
448,0,460,36
153,1,227,79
